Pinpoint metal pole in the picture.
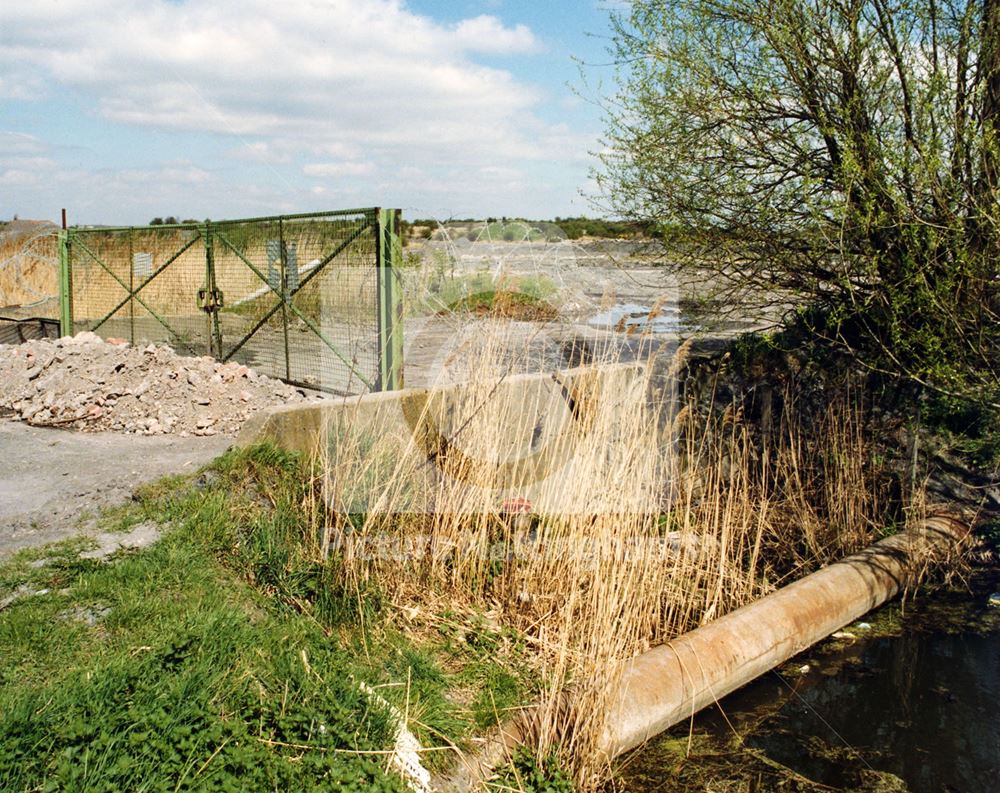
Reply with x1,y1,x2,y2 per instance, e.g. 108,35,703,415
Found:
205,223,222,356
280,218,291,382
128,228,135,345
374,208,385,391
390,208,404,389
376,208,403,391
58,209,72,337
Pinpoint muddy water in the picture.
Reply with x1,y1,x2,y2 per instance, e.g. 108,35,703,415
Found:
618,567,1000,793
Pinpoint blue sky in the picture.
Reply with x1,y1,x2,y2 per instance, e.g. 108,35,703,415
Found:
0,1,622,226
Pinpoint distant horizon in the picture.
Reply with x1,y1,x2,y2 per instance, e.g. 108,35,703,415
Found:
2,212,639,228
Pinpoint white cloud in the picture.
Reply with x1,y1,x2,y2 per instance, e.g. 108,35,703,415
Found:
303,161,375,178
0,0,602,221
226,141,291,164
478,165,522,179
0,156,58,172
0,72,46,100
0,132,48,157
0,1,555,162
452,16,541,54
118,163,212,185
0,169,44,187
0,133,59,190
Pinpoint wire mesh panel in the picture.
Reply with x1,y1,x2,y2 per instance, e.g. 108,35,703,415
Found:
65,209,397,394
288,213,379,392
211,209,380,393
0,222,60,317
68,224,209,355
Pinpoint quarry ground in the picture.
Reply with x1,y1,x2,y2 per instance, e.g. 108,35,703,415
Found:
0,418,230,557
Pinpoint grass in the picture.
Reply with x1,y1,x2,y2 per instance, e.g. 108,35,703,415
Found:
492,749,574,792
402,260,559,320
445,289,559,321
0,445,534,792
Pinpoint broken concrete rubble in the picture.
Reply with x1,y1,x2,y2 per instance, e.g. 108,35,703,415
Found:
0,331,315,436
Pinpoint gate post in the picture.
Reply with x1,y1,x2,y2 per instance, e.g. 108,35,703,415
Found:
58,228,73,337
203,222,223,357
376,208,404,391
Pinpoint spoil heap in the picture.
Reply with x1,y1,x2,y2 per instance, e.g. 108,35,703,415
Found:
0,332,310,436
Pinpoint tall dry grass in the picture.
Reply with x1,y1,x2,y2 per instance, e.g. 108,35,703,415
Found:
312,315,912,788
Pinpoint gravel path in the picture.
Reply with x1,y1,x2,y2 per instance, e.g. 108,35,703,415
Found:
0,418,230,557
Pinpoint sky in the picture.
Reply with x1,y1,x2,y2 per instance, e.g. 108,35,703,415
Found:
0,0,622,226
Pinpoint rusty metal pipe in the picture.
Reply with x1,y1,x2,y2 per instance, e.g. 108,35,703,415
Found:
442,516,967,789
598,515,967,759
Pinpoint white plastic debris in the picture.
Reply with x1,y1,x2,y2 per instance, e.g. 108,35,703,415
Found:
358,681,432,793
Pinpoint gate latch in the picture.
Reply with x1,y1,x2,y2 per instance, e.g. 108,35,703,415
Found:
197,287,225,312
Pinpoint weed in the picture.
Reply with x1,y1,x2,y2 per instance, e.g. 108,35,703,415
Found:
405,261,558,319
490,747,574,792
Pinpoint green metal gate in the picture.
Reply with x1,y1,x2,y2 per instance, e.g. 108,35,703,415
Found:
58,208,403,394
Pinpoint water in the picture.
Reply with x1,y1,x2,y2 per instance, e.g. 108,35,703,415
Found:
751,630,999,791
618,567,1000,793
587,303,686,334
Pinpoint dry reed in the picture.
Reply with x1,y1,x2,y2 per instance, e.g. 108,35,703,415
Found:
313,309,909,788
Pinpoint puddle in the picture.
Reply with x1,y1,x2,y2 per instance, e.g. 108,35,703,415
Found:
618,566,1000,792
587,303,686,334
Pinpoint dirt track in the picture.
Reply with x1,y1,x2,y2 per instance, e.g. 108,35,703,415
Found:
0,418,229,557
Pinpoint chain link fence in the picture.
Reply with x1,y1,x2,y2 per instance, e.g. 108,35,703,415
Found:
0,221,60,319
60,209,403,394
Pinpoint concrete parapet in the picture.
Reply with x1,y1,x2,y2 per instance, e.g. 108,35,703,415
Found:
237,362,667,514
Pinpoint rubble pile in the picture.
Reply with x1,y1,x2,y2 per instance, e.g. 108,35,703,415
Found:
0,332,310,436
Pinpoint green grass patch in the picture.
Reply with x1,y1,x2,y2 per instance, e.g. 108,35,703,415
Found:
0,444,536,792
446,289,559,321
417,269,559,321
490,748,574,792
